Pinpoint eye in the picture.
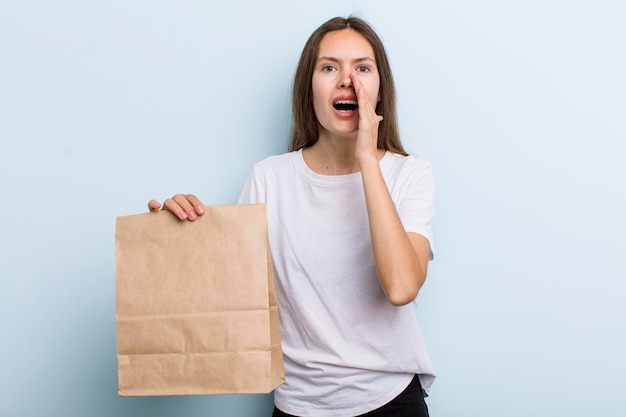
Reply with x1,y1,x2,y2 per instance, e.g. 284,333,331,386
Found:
356,65,370,73
321,65,336,73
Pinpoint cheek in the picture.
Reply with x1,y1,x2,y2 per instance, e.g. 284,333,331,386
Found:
311,89,324,116
371,82,381,105
311,78,326,106
312,77,336,118
362,75,381,104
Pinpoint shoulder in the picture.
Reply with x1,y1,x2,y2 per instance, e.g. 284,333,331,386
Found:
247,151,299,178
383,152,433,178
253,151,299,170
239,152,300,203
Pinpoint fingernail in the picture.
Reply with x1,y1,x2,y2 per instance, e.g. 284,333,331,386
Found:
188,211,197,220
196,205,204,215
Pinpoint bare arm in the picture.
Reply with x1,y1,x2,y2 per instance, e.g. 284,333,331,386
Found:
360,160,430,305
353,73,430,306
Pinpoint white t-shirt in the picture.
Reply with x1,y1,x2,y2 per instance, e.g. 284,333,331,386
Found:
238,149,436,417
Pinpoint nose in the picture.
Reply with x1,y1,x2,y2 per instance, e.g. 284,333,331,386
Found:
339,70,353,89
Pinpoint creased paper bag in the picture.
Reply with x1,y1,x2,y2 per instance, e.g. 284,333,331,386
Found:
115,204,284,396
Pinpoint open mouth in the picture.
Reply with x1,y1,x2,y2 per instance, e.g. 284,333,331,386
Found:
333,100,358,112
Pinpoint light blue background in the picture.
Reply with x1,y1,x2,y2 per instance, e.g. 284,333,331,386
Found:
1,1,625,416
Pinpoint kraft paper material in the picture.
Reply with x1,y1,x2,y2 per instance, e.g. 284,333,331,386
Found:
115,204,284,396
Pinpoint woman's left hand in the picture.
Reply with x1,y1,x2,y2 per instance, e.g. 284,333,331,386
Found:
352,72,383,164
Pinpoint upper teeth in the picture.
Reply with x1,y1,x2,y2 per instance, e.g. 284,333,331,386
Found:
336,100,357,105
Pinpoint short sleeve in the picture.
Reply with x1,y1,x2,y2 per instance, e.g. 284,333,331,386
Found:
396,161,435,260
237,164,266,205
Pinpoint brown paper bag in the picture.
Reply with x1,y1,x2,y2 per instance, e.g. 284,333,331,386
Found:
115,204,284,396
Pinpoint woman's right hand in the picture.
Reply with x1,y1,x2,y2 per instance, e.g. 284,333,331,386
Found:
148,194,205,221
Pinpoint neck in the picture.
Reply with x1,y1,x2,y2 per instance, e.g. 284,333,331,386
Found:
304,139,357,175
303,141,359,175
303,133,384,175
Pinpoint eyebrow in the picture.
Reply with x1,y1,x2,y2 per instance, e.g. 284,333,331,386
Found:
317,56,376,64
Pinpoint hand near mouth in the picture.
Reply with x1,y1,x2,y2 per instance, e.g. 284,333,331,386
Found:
351,72,383,165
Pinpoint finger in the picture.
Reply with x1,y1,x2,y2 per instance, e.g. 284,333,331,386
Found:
351,73,372,108
351,73,366,103
172,193,201,221
351,73,377,119
184,194,205,216
162,195,191,221
148,199,161,212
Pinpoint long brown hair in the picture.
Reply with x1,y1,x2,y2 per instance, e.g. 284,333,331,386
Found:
289,17,407,155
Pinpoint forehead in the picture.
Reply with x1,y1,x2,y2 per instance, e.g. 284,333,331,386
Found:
317,28,375,60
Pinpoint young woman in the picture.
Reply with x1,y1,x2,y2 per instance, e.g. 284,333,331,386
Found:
149,17,435,417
